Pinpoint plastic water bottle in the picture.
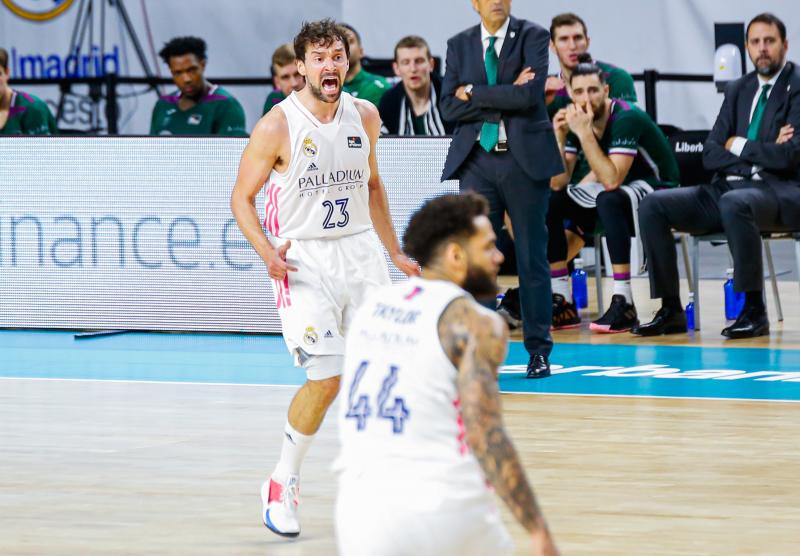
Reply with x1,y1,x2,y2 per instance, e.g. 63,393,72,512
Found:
723,268,745,320
572,258,588,309
685,292,695,330
495,292,505,309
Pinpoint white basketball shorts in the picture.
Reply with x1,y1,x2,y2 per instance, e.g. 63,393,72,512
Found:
335,479,513,556
270,230,391,379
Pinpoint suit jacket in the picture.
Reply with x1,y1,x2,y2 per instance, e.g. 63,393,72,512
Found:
439,16,562,182
703,61,800,225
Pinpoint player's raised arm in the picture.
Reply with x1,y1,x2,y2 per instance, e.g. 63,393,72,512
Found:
230,109,297,280
440,298,559,556
356,99,420,277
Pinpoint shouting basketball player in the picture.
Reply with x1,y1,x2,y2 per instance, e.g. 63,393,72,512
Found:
334,193,559,556
230,19,418,538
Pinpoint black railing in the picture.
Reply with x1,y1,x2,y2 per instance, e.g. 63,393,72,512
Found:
10,70,715,134
632,71,714,122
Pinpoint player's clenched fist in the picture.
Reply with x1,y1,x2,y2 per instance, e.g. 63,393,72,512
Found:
266,240,298,280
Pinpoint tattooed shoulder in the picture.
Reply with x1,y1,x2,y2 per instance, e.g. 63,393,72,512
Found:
438,297,509,369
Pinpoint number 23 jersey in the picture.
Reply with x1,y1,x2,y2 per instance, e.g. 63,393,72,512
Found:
265,91,372,240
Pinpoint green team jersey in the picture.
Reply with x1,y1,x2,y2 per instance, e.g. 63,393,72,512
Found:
150,85,247,136
548,60,638,118
565,99,679,188
343,68,389,107
262,90,286,115
0,90,58,135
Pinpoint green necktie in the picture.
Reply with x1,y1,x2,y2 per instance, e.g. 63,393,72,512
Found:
479,36,500,152
747,83,772,141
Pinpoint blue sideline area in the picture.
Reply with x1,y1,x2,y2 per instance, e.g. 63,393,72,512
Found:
1,330,799,402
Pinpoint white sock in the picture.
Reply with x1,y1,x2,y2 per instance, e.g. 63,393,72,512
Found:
613,279,632,304
273,421,314,480
551,276,572,302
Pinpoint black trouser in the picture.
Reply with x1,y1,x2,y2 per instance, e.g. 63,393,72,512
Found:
546,188,635,266
458,145,553,357
638,180,782,298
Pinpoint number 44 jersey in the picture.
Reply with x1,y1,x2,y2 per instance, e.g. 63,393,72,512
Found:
265,91,372,240
334,277,496,511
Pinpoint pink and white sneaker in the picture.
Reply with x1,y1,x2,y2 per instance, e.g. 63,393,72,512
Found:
261,474,300,538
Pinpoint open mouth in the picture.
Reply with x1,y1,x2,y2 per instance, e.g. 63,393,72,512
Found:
321,75,339,94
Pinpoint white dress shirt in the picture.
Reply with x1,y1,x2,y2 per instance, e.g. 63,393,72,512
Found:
728,63,787,180
477,17,510,143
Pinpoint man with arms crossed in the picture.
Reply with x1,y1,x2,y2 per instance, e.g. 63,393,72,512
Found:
230,19,417,538
634,13,800,339
335,193,558,556
440,0,564,379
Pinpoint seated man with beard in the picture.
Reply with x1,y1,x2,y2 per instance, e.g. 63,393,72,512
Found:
548,54,679,334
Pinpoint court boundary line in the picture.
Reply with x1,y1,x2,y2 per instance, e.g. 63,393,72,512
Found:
2,376,799,404
0,377,298,388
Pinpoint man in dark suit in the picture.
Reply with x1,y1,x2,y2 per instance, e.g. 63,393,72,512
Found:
634,12,800,339
440,0,563,378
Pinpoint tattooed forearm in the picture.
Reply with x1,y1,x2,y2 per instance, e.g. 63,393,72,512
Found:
454,311,545,534
459,355,544,532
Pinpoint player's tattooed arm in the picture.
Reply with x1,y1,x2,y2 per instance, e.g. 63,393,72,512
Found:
440,298,551,536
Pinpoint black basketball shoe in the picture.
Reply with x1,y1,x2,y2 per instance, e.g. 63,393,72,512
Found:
591,294,639,334
497,287,522,330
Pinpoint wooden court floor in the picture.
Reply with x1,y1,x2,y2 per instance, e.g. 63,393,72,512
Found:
1,378,799,555
1,277,799,555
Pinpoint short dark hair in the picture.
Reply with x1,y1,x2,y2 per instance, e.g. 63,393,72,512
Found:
0,47,8,70
271,43,295,75
569,53,606,85
159,36,207,64
550,13,588,41
293,19,350,63
394,35,431,62
403,193,489,267
339,23,361,46
747,13,787,42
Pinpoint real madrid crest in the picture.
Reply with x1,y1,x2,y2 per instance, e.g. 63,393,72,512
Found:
303,137,318,157
303,326,319,345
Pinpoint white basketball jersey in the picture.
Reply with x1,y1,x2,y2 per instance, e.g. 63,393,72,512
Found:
265,91,372,240
335,277,493,510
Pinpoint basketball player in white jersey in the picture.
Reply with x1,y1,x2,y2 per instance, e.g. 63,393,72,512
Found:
230,19,418,538
335,193,559,556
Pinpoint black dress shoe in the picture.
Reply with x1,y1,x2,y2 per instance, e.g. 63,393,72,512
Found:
631,306,687,336
526,354,551,379
722,306,769,339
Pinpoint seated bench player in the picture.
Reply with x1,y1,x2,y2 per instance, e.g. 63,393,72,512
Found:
548,54,679,334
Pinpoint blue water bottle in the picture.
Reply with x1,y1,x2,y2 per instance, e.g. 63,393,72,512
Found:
724,268,745,320
685,292,695,331
572,258,588,309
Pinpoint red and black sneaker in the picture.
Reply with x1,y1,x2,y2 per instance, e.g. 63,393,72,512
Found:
551,293,581,330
